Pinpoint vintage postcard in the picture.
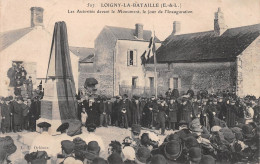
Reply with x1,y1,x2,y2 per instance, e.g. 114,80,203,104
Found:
0,0,259,163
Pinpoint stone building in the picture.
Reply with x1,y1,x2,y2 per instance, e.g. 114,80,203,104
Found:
0,7,80,96
154,8,260,97
92,24,161,96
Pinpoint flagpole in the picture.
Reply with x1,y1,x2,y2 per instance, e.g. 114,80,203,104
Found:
153,30,158,99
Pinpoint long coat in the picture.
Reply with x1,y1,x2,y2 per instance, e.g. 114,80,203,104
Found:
1,103,12,126
12,101,23,125
131,101,140,124
120,99,131,124
167,102,178,122
180,101,193,122
157,105,167,123
226,104,238,127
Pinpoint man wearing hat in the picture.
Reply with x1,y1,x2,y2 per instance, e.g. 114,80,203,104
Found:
56,140,81,164
84,123,105,152
111,96,121,126
167,97,178,130
131,95,141,125
119,95,130,129
135,146,151,164
0,136,17,164
179,96,193,123
226,99,239,127
99,96,108,127
1,98,11,133
84,141,101,163
30,122,57,162
12,97,23,132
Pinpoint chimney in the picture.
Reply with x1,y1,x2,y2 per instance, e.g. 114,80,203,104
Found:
214,7,227,35
172,21,181,35
135,23,143,39
30,7,44,28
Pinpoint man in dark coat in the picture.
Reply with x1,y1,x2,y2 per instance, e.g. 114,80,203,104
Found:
120,96,130,129
157,101,167,135
179,97,193,123
143,96,155,128
106,98,113,126
12,97,23,132
167,97,178,130
99,96,108,127
25,76,33,98
1,98,12,133
131,96,140,125
112,96,121,126
226,99,239,127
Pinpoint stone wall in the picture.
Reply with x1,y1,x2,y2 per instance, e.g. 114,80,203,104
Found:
146,62,236,96
237,36,260,97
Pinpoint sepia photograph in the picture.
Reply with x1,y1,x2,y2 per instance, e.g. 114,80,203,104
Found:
0,0,260,163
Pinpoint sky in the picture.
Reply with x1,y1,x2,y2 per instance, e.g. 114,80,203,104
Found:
1,0,260,48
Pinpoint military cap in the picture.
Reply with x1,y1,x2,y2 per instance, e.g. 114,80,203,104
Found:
61,140,75,154
131,124,141,133
56,122,69,132
37,122,51,128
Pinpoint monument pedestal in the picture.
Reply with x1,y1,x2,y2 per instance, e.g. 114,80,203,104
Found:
37,78,62,135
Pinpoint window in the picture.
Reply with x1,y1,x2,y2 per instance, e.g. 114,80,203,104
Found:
169,77,180,89
132,77,138,88
127,50,137,66
173,78,178,89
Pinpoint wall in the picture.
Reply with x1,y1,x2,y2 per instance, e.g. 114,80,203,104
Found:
93,27,117,96
237,36,260,97
78,62,94,89
115,40,161,96
146,61,236,96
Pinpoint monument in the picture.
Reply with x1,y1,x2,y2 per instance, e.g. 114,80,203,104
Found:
38,21,78,134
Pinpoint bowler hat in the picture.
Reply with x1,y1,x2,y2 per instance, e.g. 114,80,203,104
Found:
136,146,151,163
86,123,97,132
200,155,215,164
183,136,199,149
131,124,141,134
188,147,201,162
164,140,182,161
107,153,123,164
61,140,75,154
37,122,51,128
56,122,69,133
87,141,100,154
150,154,167,164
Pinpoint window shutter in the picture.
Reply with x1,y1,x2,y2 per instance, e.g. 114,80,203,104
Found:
169,78,173,89
127,50,130,66
133,50,137,66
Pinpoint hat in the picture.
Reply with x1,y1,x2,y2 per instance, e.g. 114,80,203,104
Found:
87,141,100,154
164,140,182,161
92,157,108,164
67,120,82,136
123,94,128,98
61,140,75,154
86,123,97,132
179,120,188,127
188,147,202,162
136,146,151,163
150,154,167,164
56,122,69,133
183,136,199,149
200,155,215,164
24,151,50,163
122,146,136,161
211,126,222,132
107,153,123,164
131,124,141,134
223,132,236,143
231,127,243,141
37,122,51,128
189,118,203,132
0,136,17,157
73,137,87,151
29,76,32,78
242,125,255,138
133,95,139,100
123,136,133,145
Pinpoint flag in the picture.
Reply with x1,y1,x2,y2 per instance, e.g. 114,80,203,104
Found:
141,31,156,65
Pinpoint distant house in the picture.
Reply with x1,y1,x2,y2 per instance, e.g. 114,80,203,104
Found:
70,47,95,89
0,7,80,96
93,24,161,96
155,8,260,97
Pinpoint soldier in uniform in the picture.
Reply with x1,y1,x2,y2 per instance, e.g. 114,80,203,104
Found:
167,97,178,130
1,97,12,133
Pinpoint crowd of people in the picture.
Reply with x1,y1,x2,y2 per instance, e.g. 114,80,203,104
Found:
0,86,43,133
0,88,259,163
7,62,34,97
